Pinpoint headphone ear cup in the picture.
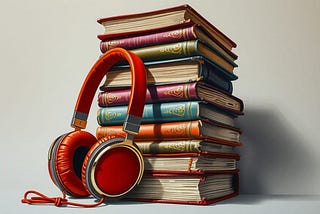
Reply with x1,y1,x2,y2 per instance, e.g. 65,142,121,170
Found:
81,136,124,198
48,131,97,197
82,136,144,199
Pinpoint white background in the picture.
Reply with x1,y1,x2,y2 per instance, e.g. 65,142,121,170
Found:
1,0,320,212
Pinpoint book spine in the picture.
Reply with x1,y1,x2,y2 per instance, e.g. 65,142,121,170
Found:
200,63,233,93
136,140,202,154
96,120,201,140
129,40,235,74
98,82,198,107
131,40,198,62
97,101,200,125
100,26,196,52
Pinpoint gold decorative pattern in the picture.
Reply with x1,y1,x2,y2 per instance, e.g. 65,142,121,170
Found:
106,40,124,49
164,141,186,152
163,86,185,98
106,93,122,104
163,105,185,117
162,29,184,39
104,111,122,121
159,43,183,55
166,123,188,136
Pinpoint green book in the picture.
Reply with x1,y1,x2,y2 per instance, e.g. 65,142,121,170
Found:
129,40,237,74
97,101,236,127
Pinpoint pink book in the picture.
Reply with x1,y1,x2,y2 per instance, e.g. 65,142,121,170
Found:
98,81,244,115
99,23,237,61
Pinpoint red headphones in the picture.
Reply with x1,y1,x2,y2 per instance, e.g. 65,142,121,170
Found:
22,48,147,207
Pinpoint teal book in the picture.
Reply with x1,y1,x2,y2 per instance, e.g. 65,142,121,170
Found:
97,101,236,128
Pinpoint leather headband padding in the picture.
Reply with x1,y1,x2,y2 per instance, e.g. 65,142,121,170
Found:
73,48,147,120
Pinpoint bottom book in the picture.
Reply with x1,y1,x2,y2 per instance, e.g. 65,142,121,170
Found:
125,170,239,205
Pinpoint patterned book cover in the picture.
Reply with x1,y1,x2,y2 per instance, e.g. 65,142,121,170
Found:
128,40,237,74
99,24,237,62
101,56,237,93
97,101,236,127
135,139,235,154
97,4,237,51
98,81,244,115
96,119,242,146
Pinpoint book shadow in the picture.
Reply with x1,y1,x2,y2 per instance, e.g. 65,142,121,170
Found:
230,106,316,204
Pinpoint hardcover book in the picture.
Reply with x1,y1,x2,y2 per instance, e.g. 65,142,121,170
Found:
126,170,239,205
99,81,244,115
96,119,242,146
99,24,238,62
97,101,236,127
135,139,234,154
95,5,242,206
128,40,237,74
101,56,237,94
142,152,239,173
97,4,237,51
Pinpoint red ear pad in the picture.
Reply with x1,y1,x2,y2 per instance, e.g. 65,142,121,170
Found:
82,137,143,198
48,131,97,197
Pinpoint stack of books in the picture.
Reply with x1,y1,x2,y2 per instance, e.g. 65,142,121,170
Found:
95,5,243,205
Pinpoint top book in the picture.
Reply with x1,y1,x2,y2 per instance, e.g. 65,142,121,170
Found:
97,4,237,51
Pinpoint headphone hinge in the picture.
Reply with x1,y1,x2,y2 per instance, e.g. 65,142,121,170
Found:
123,114,142,134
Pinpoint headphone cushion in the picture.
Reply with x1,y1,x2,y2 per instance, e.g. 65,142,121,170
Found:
48,131,97,197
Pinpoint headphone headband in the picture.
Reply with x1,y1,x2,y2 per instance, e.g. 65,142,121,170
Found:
71,48,147,134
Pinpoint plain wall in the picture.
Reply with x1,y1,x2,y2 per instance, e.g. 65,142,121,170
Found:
1,0,319,195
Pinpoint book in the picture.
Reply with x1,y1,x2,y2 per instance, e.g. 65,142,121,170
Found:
101,56,237,94
142,152,239,173
98,81,244,115
126,171,239,205
128,40,237,74
97,101,236,127
99,24,238,62
135,139,234,154
97,4,237,51
96,120,242,146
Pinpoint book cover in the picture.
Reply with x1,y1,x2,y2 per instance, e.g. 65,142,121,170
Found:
135,139,234,154
99,24,238,62
98,81,244,115
125,170,239,205
142,152,240,174
128,40,237,74
101,56,237,93
97,4,237,51
97,101,236,127
96,119,242,146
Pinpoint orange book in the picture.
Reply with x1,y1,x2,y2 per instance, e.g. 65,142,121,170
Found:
96,120,241,147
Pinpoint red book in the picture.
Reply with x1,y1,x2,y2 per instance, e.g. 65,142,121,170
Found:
125,169,239,205
98,81,244,115
97,4,237,51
